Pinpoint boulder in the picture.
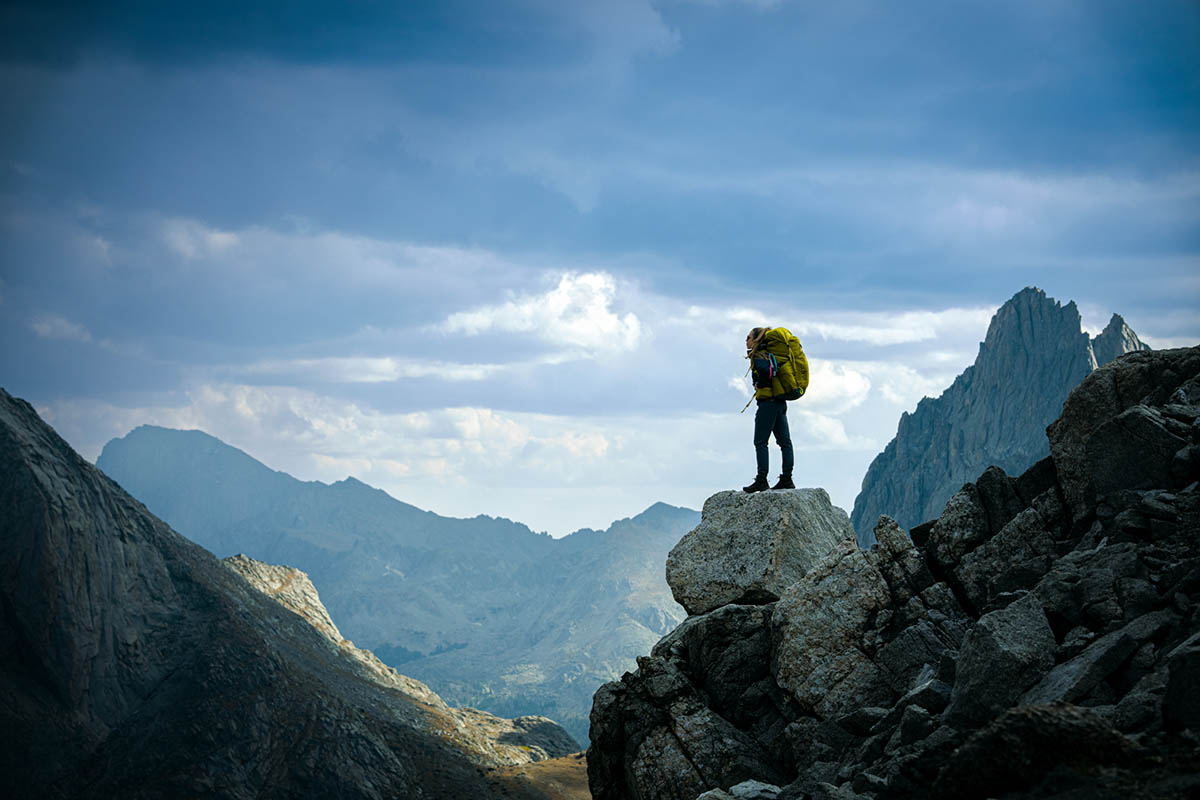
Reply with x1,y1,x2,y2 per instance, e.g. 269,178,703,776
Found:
587,650,788,800
934,704,1141,800
945,592,1056,727
728,779,783,799
772,517,972,721
652,604,798,766
1086,406,1189,498
1022,609,1174,707
771,541,893,718
1164,632,1200,732
1048,347,1200,519
924,485,990,577
954,502,1059,613
667,489,853,615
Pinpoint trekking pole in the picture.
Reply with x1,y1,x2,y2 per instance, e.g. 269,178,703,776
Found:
740,396,754,413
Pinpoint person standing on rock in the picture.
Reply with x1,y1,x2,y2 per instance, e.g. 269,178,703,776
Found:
742,327,807,493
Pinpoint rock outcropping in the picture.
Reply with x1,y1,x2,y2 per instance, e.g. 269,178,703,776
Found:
666,490,855,615
851,287,1149,547
0,388,577,799
588,346,1200,800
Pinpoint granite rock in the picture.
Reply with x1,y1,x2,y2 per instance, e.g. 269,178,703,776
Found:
944,592,1056,727
667,489,854,615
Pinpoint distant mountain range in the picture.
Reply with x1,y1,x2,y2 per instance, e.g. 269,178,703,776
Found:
97,429,698,745
850,287,1149,546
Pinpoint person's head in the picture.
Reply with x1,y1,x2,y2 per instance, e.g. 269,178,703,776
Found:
746,327,768,351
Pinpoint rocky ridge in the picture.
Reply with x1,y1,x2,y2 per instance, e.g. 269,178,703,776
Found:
223,554,578,765
97,428,698,744
588,346,1200,800
851,287,1149,547
0,388,578,799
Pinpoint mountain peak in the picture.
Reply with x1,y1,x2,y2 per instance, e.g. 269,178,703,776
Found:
1092,312,1150,367
0,388,579,798
851,289,1148,543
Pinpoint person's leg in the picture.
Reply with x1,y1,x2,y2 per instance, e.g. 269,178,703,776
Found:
746,401,780,492
773,402,794,484
753,401,776,478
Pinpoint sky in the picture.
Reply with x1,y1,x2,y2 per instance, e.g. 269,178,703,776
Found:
2,0,1198,535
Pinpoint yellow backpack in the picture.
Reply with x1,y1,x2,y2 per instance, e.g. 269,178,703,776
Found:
752,327,809,401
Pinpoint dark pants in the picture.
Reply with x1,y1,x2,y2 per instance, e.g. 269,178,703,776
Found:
754,399,794,479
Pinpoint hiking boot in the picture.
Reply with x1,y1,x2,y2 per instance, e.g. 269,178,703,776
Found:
771,474,795,490
743,475,770,493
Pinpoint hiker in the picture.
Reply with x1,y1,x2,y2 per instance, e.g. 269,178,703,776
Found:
742,326,808,493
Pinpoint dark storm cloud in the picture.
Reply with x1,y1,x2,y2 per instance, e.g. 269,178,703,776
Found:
0,0,571,68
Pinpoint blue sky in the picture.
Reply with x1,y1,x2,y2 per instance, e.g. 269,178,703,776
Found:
2,0,1198,534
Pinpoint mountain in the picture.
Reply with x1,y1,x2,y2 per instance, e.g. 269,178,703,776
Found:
0,388,581,799
96,429,699,744
588,345,1200,800
851,287,1149,546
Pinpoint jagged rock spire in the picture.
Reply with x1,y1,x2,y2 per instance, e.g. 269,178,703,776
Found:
850,287,1149,546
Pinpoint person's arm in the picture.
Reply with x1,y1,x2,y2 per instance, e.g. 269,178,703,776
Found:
751,355,773,389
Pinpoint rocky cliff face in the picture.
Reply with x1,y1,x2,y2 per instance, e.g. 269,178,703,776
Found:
588,346,1200,800
97,428,697,746
0,388,578,799
222,554,579,766
851,287,1149,547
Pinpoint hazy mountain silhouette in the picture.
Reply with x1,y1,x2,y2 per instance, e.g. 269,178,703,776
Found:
98,428,697,744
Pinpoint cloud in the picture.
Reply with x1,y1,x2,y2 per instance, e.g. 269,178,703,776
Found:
31,314,93,342
845,361,958,409
800,360,871,413
700,305,995,349
238,357,511,384
444,272,642,353
160,219,239,259
726,359,872,414
43,380,878,533
1139,333,1200,350
789,410,874,450
792,311,989,345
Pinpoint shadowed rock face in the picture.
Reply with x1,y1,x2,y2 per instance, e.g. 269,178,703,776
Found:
588,346,1200,800
0,388,576,799
851,287,1149,547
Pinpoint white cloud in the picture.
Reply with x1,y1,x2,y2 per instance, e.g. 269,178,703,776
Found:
1140,333,1200,350
160,218,239,259
789,410,874,450
791,308,995,346
800,360,871,413
444,271,642,353
45,381,866,534
31,314,93,343
726,359,872,414
239,356,510,383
